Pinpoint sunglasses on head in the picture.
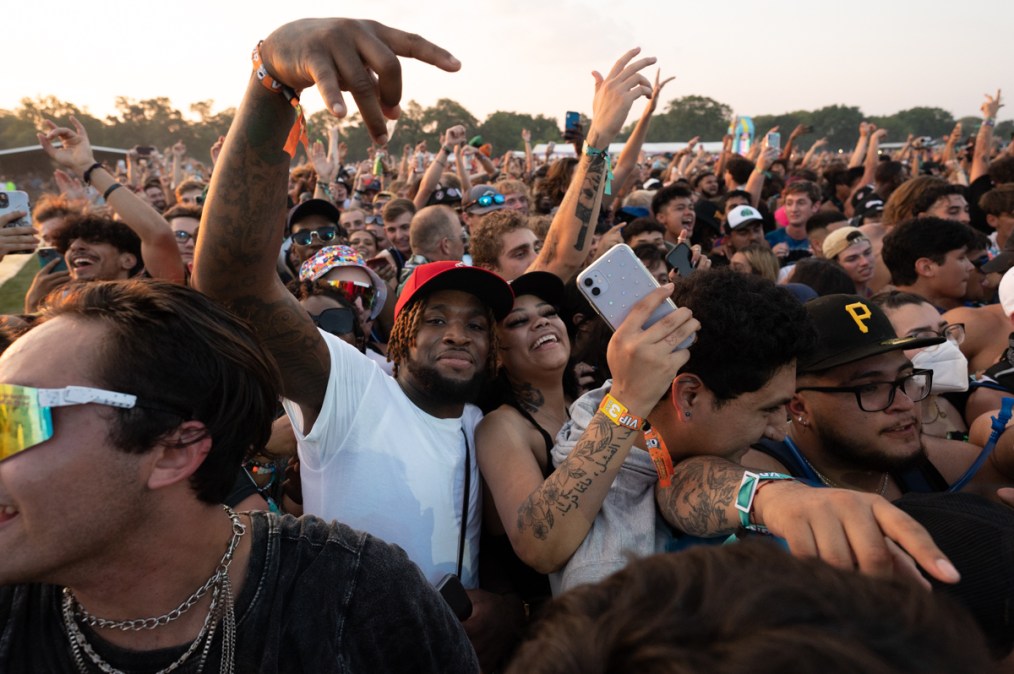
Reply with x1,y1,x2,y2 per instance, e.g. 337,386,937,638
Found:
366,215,383,225
310,307,357,336
0,385,138,462
174,229,198,244
432,186,462,203
323,280,377,311
292,226,339,246
473,193,505,209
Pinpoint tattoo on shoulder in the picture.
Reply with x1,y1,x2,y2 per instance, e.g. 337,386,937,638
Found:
516,413,632,541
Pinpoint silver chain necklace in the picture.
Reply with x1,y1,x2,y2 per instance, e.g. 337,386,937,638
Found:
62,505,244,674
800,455,889,496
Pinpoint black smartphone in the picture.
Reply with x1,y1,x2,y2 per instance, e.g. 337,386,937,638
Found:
435,573,473,621
665,242,695,277
37,247,68,273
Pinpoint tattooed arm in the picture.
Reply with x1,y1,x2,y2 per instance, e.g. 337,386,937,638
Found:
192,18,459,428
527,48,656,284
657,455,961,585
478,285,700,574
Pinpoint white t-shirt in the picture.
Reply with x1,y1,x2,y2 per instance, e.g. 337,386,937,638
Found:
282,331,482,588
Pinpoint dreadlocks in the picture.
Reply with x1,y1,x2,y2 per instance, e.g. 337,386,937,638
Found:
387,296,501,378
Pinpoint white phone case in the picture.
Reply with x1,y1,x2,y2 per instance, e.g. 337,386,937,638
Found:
0,191,31,229
576,243,694,349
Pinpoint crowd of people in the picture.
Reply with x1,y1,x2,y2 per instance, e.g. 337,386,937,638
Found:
2,15,1014,673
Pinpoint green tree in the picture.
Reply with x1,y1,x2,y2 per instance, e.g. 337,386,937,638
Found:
645,95,733,142
478,111,559,153
870,107,954,143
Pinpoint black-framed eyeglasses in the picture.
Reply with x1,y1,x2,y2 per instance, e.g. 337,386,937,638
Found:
796,369,933,412
292,226,338,246
309,308,357,336
906,323,965,347
174,229,198,244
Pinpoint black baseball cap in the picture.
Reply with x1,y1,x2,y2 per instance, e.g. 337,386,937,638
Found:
799,294,944,373
287,199,342,231
509,271,565,310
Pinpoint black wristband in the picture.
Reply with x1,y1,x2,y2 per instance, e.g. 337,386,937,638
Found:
103,182,123,201
442,145,453,155
82,162,103,185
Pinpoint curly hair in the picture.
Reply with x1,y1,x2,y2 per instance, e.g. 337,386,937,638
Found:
671,269,816,405
54,212,143,275
386,295,501,379
469,209,529,270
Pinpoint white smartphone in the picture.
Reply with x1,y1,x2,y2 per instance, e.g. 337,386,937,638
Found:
0,191,32,229
0,191,34,254
577,243,694,350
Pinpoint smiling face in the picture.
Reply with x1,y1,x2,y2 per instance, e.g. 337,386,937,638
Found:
384,212,412,256
497,294,570,378
796,351,924,473
0,317,148,585
656,197,695,241
66,238,136,281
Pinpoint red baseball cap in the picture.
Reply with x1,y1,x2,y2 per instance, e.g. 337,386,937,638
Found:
395,261,514,320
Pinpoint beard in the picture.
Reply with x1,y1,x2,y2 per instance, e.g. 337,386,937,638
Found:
814,421,926,474
405,359,487,406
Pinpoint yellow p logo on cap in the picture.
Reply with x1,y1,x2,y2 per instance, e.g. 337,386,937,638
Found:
845,302,872,333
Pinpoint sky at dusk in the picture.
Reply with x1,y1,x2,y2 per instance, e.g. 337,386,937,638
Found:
5,0,1011,137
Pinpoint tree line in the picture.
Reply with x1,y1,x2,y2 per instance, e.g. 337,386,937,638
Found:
2,94,1010,164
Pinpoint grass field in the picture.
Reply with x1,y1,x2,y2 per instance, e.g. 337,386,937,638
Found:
0,259,37,315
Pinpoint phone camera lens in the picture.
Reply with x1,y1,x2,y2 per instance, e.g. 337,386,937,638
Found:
583,278,594,287
591,287,601,296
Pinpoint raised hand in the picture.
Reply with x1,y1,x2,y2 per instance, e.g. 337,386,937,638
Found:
310,140,337,182
53,169,87,201
982,89,1003,119
258,19,460,143
521,128,531,143
645,69,675,114
37,116,97,177
587,48,656,148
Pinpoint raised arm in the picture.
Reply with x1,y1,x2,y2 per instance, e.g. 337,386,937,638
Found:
657,455,961,585
848,122,871,169
610,70,674,195
413,125,463,209
37,117,185,284
527,48,655,283
192,18,460,426
477,284,700,573
971,89,1002,184
522,128,534,178
744,147,778,208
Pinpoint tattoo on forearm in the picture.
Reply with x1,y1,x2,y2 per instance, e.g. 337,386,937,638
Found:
573,154,607,251
658,457,743,537
516,414,633,540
